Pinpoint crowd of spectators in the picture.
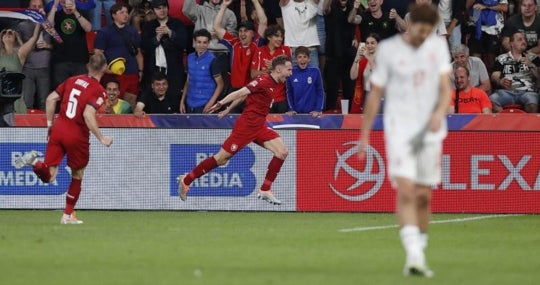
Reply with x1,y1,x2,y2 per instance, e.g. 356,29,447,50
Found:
0,0,539,126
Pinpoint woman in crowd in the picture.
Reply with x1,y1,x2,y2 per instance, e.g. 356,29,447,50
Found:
349,32,380,113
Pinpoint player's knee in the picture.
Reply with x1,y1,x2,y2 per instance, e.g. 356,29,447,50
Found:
416,193,430,209
214,155,230,166
275,147,288,160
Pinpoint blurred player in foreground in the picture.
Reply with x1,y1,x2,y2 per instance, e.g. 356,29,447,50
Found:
177,55,293,205
358,3,452,277
15,53,113,224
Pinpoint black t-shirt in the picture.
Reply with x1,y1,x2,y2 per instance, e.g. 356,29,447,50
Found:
325,3,356,58
139,90,177,114
52,11,89,63
359,11,398,42
501,15,540,50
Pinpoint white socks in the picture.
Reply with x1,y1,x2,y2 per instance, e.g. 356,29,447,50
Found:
400,225,425,266
419,232,429,250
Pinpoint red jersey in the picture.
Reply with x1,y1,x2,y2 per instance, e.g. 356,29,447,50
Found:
54,74,106,137
236,73,280,129
451,87,492,113
222,31,260,89
251,45,291,102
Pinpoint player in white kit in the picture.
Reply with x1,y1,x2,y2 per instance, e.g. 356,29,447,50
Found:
358,3,452,277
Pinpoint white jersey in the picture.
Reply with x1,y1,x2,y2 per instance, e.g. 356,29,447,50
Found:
371,34,452,144
281,0,320,47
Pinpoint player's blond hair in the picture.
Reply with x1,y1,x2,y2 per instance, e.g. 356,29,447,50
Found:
88,53,107,72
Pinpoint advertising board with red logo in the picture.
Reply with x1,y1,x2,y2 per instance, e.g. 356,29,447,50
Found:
297,130,540,213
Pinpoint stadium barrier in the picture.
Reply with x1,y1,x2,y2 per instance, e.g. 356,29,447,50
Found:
1,114,539,213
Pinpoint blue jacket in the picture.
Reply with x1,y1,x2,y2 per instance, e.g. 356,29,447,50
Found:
286,65,325,113
186,51,217,108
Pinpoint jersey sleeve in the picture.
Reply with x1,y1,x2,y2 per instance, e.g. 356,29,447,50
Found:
87,87,106,110
245,76,266,94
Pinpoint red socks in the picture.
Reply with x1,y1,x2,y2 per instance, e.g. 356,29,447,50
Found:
260,157,285,191
64,178,82,215
184,156,218,185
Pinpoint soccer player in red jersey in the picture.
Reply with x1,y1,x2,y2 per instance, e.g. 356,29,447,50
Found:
15,53,113,224
177,55,293,205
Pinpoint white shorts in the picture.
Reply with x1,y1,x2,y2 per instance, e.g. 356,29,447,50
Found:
385,138,443,186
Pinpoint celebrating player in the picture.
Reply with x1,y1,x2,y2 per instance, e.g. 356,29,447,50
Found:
177,55,293,205
15,53,113,224
358,3,452,277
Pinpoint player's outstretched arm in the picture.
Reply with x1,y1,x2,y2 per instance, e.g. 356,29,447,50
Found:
208,87,251,113
430,71,452,132
83,105,113,147
358,83,383,160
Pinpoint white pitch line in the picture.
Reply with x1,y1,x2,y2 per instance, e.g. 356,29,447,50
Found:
339,214,524,233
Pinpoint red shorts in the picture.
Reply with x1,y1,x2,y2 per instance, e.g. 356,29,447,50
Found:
117,74,139,98
222,125,280,154
45,125,90,169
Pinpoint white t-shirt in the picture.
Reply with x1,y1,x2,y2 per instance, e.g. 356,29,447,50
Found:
371,34,452,143
281,0,320,47
438,0,452,23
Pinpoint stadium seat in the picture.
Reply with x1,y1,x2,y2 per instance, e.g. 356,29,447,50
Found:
500,104,525,113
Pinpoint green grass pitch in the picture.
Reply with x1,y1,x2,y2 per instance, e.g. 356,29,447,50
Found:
0,211,538,285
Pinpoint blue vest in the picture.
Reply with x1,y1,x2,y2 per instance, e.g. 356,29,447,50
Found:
187,51,217,107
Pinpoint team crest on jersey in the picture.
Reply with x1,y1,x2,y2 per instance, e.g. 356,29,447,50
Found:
307,76,312,84
246,49,251,56
230,144,238,152
96,97,104,106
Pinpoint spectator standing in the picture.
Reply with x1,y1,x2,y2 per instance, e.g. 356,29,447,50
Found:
182,0,238,86
91,0,115,30
180,29,225,114
280,0,321,66
490,31,540,112
214,0,267,92
501,0,540,54
47,0,93,89
262,0,284,27
134,72,177,117
438,0,466,48
13,53,113,224
350,33,380,113
98,78,132,114
324,0,357,112
0,25,40,126
18,0,53,111
449,66,493,113
317,0,327,71
450,44,491,92
466,0,509,73
285,46,324,116
348,0,407,42
141,0,187,110
251,25,292,113
94,2,143,109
